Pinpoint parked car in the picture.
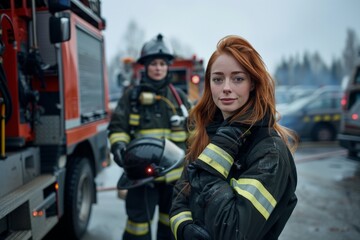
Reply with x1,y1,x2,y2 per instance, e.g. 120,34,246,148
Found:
275,86,292,114
288,85,318,102
338,64,360,158
279,89,342,141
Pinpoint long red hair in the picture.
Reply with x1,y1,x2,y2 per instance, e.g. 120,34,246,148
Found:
186,35,298,162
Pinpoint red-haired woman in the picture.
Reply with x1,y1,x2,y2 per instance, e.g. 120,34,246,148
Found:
170,35,299,240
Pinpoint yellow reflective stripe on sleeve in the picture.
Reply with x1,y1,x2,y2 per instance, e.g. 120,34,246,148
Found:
125,220,149,236
198,143,234,178
170,131,188,142
231,178,277,220
170,211,193,240
165,167,183,183
135,129,171,139
154,167,183,182
129,114,140,126
109,132,130,145
159,212,170,226
154,176,166,182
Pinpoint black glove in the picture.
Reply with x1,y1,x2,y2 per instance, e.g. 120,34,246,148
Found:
183,223,211,240
187,162,224,207
210,123,247,158
111,142,126,167
187,163,212,191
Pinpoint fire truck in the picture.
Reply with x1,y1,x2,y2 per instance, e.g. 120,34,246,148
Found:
131,55,205,103
0,0,109,239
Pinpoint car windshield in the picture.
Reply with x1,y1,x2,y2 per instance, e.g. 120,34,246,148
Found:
286,97,313,112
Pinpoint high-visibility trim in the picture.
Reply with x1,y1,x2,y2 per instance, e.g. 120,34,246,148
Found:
170,211,192,240
154,167,183,182
333,114,341,121
303,116,310,122
323,115,331,121
165,167,183,183
159,212,170,226
109,132,130,145
129,113,140,126
303,114,341,123
198,143,234,178
314,115,322,122
154,176,165,182
170,131,188,142
231,178,277,220
135,128,171,139
125,219,149,236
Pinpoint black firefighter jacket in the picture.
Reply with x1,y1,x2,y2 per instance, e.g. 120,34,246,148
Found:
108,83,192,183
169,124,298,240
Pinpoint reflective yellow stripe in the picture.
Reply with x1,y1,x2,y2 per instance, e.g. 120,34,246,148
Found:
304,114,342,123
135,129,171,139
109,132,130,145
165,167,183,183
323,115,331,121
170,211,192,240
313,115,322,122
170,131,188,142
198,143,234,178
154,176,165,182
136,129,187,142
125,220,149,236
231,178,277,220
303,116,310,122
333,114,341,121
159,212,170,226
154,167,183,182
129,113,140,126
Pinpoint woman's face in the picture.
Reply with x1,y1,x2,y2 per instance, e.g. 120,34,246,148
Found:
147,58,168,81
210,53,253,119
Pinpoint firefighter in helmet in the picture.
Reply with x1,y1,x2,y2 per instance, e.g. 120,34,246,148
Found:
107,33,192,240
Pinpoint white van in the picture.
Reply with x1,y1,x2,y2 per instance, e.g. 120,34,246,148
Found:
338,63,360,158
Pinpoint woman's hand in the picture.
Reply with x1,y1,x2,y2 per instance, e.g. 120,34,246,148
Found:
183,223,212,240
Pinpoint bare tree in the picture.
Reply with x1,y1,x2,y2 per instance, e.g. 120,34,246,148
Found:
342,28,359,75
123,20,145,59
169,37,194,59
107,20,145,100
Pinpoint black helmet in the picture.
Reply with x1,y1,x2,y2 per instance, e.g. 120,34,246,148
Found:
117,137,185,189
137,34,174,65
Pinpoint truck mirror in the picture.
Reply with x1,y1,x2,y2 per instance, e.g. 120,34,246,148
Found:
49,14,71,44
48,0,71,14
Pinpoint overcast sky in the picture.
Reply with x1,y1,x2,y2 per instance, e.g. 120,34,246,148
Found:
101,0,360,74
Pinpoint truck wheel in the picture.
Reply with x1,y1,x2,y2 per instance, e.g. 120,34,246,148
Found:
312,124,335,141
64,157,95,239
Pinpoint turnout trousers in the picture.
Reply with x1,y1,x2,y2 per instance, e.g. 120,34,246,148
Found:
122,182,174,240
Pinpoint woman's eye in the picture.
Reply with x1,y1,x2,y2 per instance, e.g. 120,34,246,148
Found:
234,76,244,82
212,77,222,83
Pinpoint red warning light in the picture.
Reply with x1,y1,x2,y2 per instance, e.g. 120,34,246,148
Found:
146,166,153,175
191,75,200,84
32,210,44,217
352,113,359,120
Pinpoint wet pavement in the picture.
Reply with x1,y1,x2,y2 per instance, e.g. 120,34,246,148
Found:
280,142,360,240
